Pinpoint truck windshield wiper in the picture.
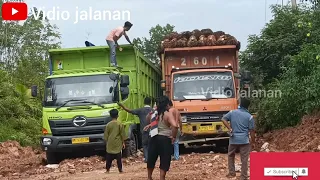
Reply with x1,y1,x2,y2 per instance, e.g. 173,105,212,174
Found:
179,97,188,102
67,106,92,110
202,96,228,101
202,98,217,101
55,99,87,111
77,100,105,108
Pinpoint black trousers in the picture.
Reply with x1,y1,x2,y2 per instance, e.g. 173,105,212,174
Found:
147,135,173,172
106,152,122,172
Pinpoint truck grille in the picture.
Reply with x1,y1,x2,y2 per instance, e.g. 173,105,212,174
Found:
182,112,228,122
49,116,112,136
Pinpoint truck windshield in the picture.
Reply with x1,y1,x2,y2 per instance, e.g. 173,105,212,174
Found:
173,71,235,100
44,74,114,107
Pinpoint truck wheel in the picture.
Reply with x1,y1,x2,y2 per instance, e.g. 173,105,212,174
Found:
123,134,137,158
46,151,60,164
216,139,229,153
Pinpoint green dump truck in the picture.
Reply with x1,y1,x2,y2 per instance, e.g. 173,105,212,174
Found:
31,44,161,164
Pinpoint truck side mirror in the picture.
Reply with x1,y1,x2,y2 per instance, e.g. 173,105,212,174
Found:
120,87,129,95
31,85,38,97
109,73,119,81
120,87,129,100
120,75,129,87
242,70,251,81
109,86,114,93
234,73,241,79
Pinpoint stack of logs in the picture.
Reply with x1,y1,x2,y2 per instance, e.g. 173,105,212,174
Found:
159,29,240,53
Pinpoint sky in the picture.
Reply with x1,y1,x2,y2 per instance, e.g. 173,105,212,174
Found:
24,0,297,51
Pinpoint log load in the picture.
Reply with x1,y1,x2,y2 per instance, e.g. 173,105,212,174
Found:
160,28,240,52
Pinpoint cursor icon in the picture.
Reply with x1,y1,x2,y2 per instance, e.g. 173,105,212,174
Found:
292,171,298,179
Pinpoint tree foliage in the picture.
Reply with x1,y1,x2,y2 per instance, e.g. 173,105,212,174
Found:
0,2,61,145
256,44,320,132
133,24,175,64
240,5,315,86
241,4,320,133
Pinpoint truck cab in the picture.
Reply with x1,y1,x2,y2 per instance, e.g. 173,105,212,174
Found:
161,45,243,148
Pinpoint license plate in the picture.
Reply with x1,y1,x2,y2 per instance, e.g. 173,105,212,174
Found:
72,137,89,144
199,126,214,131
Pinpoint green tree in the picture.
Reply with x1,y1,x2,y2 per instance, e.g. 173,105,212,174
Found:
0,4,61,145
301,0,320,7
241,4,320,133
240,5,314,86
256,44,320,132
133,24,175,64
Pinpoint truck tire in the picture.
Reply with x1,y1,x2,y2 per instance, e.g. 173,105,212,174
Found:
46,151,60,164
123,134,137,158
215,139,229,153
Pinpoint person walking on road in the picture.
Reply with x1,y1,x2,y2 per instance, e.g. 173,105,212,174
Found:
145,96,179,180
104,109,126,173
118,97,152,163
106,21,133,67
221,98,255,180
168,100,182,160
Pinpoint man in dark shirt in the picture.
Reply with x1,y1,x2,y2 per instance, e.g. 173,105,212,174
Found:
118,97,152,162
221,98,255,180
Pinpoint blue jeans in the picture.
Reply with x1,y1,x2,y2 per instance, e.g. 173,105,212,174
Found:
106,40,117,66
173,130,180,160
142,132,149,162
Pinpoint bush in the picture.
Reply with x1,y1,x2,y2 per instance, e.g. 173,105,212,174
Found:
256,44,320,133
0,70,42,146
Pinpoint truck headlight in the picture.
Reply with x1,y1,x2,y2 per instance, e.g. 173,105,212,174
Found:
181,116,187,123
43,138,52,145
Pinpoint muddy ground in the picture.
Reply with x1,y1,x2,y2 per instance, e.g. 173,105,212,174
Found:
0,146,242,180
0,113,319,180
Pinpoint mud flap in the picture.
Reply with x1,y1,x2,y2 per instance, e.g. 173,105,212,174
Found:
46,151,61,164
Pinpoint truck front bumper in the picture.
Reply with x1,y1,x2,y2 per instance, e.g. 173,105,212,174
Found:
179,121,230,145
40,134,105,152
179,133,229,145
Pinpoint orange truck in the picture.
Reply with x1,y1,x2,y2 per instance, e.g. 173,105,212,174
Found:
160,44,251,149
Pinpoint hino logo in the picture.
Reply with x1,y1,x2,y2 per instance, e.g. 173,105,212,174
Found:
73,116,87,127
190,116,220,120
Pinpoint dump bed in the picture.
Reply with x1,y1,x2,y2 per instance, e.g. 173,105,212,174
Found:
48,44,162,110
161,45,239,95
48,45,151,74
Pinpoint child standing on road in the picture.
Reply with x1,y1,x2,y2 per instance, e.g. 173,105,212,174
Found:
104,109,126,173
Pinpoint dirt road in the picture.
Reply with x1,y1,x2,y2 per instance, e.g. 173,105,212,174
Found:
0,143,242,180
20,151,241,180
57,153,240,180
1,113,319,180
